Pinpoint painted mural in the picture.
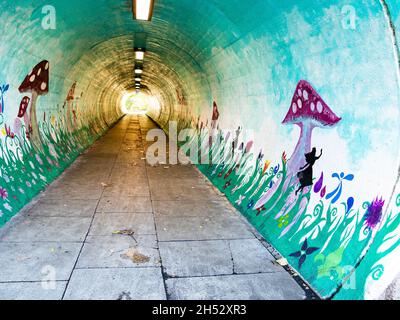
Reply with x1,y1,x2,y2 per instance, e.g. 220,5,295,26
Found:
1,0,399,301
0,60,117,227
175,79,400,299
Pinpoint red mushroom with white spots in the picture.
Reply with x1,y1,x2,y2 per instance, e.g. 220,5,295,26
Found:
18,60,49,149
282,80,341,174
16,96,31,137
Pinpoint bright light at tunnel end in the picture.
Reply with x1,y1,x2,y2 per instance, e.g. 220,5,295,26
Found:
120,91,158,115
133,0,154,21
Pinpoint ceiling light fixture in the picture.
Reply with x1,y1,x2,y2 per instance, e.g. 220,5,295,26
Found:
135,50,145,61
133,0,154,21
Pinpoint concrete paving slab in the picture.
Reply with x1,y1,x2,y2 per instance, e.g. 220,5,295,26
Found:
0,281,67,300
0,242,81,281
27,199,98,217
153,200,235,217
89,213,155,236
166,273,306,300
63,268,166,300
77,235,160,268
97,196,152,213
102,183,150,197
43,184,104,200
229,239,282,274
149,182,223,201
159,240,232,277
156,215,254,241
0,216,92,242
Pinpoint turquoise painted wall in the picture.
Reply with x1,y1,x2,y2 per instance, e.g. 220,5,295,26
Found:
1,0,399,299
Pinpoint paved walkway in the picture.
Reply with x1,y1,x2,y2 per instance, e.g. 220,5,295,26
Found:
0,115,307,300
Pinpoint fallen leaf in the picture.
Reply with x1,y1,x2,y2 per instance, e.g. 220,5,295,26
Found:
112,229,134,236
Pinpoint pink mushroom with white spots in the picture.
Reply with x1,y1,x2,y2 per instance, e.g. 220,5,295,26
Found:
254,80,341,211
282,80,341,174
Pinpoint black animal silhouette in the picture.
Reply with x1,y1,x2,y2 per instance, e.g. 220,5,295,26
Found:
295,148,322,195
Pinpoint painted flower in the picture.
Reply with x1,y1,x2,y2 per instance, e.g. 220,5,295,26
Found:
231,185,241,194
48,143,58,159
326,172,354,204
273,164,280,175
346,197,354,214
289,238,319,269
262,160,271,175
235,195,245,206
258,150,264,161
364,197,385,229
282,151,287,164
247,199,255,209
0,187,8,200
3,203,12,211
223,180,231,190
278,214,290,228
256,205,266,216
35,154,43,165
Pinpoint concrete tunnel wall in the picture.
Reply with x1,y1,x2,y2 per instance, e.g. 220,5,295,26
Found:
0,0,399,299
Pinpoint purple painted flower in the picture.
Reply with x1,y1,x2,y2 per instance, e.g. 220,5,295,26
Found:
0,187,8,200
364,197,385,229
289,238,319,269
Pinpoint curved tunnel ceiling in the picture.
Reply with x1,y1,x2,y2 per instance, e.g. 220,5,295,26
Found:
1,0,400,300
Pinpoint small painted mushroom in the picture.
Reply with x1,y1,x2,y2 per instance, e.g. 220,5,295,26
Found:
65,82,76,132
282,80,341,174
18,60,49,149
17,96,31,137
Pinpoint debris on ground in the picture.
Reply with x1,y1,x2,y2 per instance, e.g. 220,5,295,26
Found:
112,229,134,236
274,258,288,266
100,182,112,187
112,229,137,242
121,248,150,264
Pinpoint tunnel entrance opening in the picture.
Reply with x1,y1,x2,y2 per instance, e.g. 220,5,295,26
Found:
120,91,153,115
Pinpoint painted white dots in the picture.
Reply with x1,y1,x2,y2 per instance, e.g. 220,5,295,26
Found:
292,102,297,114
297,99,302,109
317,101,323,113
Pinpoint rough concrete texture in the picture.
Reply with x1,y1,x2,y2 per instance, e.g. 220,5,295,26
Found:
0,115,308,300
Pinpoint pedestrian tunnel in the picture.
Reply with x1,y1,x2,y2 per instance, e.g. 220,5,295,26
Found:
0,0,399,300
